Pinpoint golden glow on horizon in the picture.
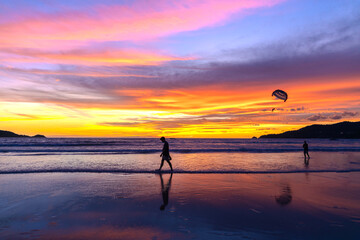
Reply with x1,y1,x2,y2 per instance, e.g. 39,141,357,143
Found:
1,76,359,137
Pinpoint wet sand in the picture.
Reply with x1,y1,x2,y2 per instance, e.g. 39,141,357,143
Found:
0,172,359,239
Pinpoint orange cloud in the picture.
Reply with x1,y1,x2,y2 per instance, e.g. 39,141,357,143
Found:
2,48,192,66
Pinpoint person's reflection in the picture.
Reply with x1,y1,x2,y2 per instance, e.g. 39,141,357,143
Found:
159,172,173,211
275,184,292,206
304,157,310,167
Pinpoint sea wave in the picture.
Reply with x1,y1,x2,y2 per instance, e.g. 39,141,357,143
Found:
1,138,360,154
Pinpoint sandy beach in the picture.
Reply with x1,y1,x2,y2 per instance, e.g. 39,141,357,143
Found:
0,171,359,239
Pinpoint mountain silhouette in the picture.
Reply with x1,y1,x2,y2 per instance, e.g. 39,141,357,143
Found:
0,130,46,138
260,121,360,139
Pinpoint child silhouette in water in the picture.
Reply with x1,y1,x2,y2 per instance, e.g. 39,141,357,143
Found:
158,137,173,171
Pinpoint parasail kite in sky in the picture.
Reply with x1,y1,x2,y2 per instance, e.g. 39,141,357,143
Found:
272,89,288,102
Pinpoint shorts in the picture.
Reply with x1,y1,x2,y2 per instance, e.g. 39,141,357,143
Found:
162,155,172,161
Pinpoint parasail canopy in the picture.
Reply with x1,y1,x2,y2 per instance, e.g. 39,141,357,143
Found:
272,89,288,102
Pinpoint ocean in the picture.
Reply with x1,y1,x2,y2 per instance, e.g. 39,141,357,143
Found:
1,138,360,239
1,138,359,174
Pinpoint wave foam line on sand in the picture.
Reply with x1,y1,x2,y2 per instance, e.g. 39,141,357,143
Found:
0,169,360,174
2,148,360,156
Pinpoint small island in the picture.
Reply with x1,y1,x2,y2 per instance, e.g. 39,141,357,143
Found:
260,121,360,139
0,130,46,138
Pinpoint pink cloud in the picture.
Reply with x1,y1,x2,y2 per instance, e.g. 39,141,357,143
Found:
0,0,284,49
0,65,156,78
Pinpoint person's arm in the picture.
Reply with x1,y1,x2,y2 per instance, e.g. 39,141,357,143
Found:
160,143,165,157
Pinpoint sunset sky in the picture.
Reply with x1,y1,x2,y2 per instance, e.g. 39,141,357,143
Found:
0,0,359,137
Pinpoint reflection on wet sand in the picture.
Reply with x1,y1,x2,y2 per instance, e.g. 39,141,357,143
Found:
0,173,359,239
275,184,292,206
304,157,310,167
159,172,173,211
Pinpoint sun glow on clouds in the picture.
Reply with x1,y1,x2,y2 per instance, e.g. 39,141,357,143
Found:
0,0,359,137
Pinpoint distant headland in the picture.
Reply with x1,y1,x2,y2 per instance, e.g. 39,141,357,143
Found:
0,130,46,138
260,121,360,139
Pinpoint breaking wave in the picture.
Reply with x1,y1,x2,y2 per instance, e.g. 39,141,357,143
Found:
1,138,360,155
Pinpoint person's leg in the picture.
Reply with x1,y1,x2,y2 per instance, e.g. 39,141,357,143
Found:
158,159,164,170
166,160,173,171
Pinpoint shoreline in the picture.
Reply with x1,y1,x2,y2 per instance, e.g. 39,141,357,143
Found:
1,151,360,174
0,168,360,174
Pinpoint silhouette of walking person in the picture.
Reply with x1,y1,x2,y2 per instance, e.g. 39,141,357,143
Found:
159,172,173,211
157,137,173,172
303,141,310,160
